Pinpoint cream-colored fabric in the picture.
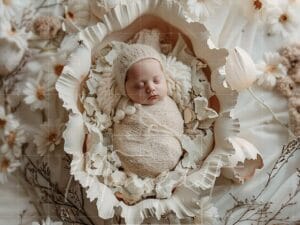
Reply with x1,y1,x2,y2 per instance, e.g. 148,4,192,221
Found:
113,96,184,178
112,43,163,96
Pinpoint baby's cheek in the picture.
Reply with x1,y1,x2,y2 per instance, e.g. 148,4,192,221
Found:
160,83,168,96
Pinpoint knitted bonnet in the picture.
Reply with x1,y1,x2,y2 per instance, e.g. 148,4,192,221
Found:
112,43,163,96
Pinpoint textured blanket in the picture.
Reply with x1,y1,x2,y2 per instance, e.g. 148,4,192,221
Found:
113,96,184,177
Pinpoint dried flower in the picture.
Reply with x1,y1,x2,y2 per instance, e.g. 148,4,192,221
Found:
225,47,258,91
279,43,300,83
276,75,296,97
289,98,300,136
32,16,61,39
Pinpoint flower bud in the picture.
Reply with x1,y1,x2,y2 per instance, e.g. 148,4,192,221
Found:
225,47,258,91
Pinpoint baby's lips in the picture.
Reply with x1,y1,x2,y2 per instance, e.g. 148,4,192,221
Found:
148,95,159,100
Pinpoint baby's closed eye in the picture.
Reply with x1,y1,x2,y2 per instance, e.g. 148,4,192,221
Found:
135,82,144,89
153,77,161,84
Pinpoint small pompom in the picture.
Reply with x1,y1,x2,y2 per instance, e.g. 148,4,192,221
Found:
125,106,136,115
113,109,125,123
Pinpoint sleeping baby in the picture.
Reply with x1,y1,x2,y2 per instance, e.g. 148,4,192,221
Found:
112,44,184,178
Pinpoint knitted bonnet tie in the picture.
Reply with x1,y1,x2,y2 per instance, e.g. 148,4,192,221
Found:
112,43,163,96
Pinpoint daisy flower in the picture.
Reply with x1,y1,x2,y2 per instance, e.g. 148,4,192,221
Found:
32,217,63,225
256,52,287,89
185,0,221,21
0,153,21,184
235,0,272,21
0,106,19,135
63,0,90,32
33,119,64,156
266,2,299,36
40,52,68,77
23,73,56,111
1,122,26,158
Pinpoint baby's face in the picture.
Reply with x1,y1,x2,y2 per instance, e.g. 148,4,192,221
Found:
125,58,167,105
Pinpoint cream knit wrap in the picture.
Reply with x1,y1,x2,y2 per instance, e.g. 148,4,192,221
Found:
112,43,163,96
113,96,183,178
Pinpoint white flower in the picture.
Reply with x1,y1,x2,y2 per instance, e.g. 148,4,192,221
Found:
1,122,26,158
35,52,68,79
0,153,21,184
185,0,221,21
32,216,63,225
63,0,90,32
0,21,27,76
225,47,258,91
256,52,287,89
0,0,29,21
43,53,68,77
0,106,19,135
266,2,299,36
33,120,64,156
234,0,272,21
23,74,56,111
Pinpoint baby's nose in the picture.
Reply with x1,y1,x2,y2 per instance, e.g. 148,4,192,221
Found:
146,83,155,93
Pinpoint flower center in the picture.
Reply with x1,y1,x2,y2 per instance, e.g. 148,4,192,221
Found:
36,86,45,100
279,14,288,23
66,11,74,20
253,0,262,10
48,132,57,143
265,65,277,73
0,119,6,128
7,131,16,148
3,0,11,6
54,64,64,76
0,157,10,172
8,26,16,36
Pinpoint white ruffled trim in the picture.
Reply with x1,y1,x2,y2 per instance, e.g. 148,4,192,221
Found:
56,0,264,223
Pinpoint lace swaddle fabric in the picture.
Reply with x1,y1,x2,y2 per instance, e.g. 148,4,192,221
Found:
113,96,184,178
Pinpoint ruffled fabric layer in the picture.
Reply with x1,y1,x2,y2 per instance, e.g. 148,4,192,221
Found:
56,0,264,223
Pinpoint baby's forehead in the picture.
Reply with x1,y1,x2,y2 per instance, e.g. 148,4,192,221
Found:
126,58,163,79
